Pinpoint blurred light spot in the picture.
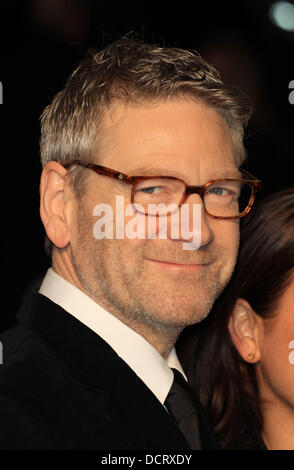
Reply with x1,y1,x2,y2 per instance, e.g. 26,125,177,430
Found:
269,1,294,31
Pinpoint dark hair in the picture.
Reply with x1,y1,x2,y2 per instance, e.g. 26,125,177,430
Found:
178,188,294,449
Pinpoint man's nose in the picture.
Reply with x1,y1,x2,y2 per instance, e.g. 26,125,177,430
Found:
169,193,214,248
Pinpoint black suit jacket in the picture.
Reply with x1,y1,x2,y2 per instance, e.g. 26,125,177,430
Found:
0,292,219,450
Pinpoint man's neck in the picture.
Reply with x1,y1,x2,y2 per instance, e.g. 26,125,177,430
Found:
52,250,178,360
52,247,84,292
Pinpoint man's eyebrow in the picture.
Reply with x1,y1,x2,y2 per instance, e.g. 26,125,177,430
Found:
212,170,243,179
130,167,188,179
129,167,243,180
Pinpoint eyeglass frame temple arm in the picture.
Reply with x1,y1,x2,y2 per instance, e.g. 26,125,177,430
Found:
64,161,262,187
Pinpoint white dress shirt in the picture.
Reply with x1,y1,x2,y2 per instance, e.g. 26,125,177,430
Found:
39,268,187,405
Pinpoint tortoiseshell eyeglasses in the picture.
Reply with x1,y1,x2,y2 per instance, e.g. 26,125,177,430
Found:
63,160,262,219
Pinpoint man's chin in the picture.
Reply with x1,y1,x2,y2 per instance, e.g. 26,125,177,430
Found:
137,299,214,331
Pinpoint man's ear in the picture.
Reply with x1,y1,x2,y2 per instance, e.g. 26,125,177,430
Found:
228,298,262,363
40,161,73,248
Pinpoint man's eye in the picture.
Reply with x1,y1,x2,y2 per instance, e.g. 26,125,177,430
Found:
139,186,163,194
207,187,229,196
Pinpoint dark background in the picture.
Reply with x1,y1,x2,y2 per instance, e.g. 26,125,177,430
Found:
0,0,293,331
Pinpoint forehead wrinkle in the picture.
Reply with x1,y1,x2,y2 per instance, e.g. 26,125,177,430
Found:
96,100,237,183
127,165,241,181
129,166,189,179
212,169,242,180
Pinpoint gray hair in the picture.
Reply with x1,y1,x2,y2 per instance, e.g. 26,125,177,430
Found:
40,37,252,172
40,37,252,254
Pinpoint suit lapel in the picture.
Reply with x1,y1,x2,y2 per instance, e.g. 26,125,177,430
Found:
106,350,191,449
16,292,191,449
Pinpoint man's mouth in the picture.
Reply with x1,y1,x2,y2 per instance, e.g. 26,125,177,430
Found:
146,258,213,270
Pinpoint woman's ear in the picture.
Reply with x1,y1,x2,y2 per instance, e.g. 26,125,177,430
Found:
228,298,262,364
40,161,73,248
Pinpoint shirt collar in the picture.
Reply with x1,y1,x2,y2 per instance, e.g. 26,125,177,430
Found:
39,268,187,404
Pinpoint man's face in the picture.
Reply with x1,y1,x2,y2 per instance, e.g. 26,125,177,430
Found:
69,98,240,336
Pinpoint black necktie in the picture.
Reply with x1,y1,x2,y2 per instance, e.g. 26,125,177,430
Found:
164,368,202,450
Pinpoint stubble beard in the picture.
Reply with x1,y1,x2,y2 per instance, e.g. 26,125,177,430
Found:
70,204,237,340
